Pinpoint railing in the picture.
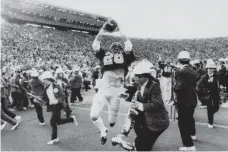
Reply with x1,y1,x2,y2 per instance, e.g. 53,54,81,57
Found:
1,10,100,33
1,0,105,27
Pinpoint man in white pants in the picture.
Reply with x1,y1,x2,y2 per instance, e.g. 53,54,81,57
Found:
90,20,135,145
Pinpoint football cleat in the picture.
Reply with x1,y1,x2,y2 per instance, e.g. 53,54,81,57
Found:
111,135,135,151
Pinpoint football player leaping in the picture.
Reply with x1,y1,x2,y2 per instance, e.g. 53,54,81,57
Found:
90,19,135,145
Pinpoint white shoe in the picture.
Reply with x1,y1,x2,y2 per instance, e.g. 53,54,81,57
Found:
39,122,46,126
79,101,86,104
191,135,197,141
76,101,86,105
199,105,207,109
15,116,21,123
10,122,19,130
1,122,7,131
47,138,60,145
28,105,34,108
208,124,214,128
22,107,27,110
179,146,196,151
9,108,15,112
71,116,78,126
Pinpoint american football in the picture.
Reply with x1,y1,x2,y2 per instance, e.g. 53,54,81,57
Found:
104,19,118,32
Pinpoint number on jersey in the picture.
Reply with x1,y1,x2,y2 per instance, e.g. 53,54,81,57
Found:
103,52,124,65
164,66,172,73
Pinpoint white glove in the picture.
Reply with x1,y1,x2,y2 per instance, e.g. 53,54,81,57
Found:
131,101,144,111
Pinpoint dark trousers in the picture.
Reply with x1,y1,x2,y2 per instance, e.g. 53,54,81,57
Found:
83,80,91,91
1,110,17,125
207,98,219,125
33,102,44,123
1,98,16,119
177,105,196,147
134,126,166,151
70,88,83,103
11,92,24,109
50,103,73,140
196,91,206,105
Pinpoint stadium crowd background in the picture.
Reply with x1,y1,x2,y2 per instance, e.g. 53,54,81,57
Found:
1,20,228,74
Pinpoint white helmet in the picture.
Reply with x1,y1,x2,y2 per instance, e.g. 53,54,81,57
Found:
94,65,101,69
218,58,225,62
190,60,195,66
194,59,200,64
31,70,39,77
40,71,55,81
206,59,216,69
56,67,64,74
133,59,153,75
225,57,228,62
178,51,190,61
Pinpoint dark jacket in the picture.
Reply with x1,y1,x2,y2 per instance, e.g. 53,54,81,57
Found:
92,70,99,79
174,65,198,106
29,78,45,97
218,65,227,87
134,79,170,131
196,74,220,102
69,74,82,88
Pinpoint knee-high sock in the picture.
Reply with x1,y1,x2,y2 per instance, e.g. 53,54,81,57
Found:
93,116,106,133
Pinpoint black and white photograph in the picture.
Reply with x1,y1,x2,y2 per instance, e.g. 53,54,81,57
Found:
1,0,228,151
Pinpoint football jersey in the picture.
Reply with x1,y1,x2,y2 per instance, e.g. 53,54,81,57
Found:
160,64,175,77
95,48,135,76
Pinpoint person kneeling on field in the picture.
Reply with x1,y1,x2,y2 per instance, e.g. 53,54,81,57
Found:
112,60,170,151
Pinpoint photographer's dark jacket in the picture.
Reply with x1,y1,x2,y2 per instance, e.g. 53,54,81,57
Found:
134,78,170,132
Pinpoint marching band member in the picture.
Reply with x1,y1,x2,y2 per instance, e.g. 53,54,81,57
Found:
41,71,78,145
29,70,46,126
55,67,72,117
69,68,84,105
1,78,21,130
196,59,220,128
174,51,197,151
90,19,135,145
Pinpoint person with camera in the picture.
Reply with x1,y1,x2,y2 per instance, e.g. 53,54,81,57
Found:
28,70,46,126
119,60,169,151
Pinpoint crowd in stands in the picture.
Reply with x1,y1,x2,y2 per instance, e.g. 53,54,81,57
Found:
2,21,228,74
